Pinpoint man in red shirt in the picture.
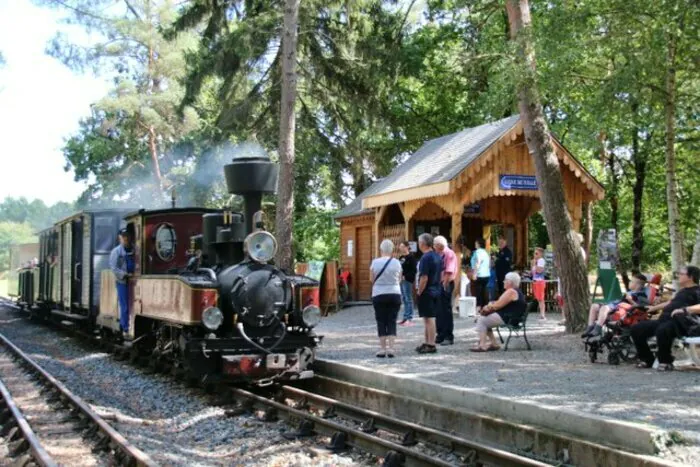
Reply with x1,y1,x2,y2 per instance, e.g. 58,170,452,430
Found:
434,235,457,345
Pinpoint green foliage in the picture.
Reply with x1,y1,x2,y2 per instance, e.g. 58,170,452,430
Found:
0,197,72,272
33,0,699,272
40,0,203,206
0,197,74,231
293,209,340,263
0,222,37,271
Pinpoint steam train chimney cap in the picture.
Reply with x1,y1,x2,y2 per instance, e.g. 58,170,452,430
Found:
224,143,278,195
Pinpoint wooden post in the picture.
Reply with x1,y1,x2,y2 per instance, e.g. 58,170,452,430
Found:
452,210,463,300
483,225,492,250
374,205,388,255
515,223,524,267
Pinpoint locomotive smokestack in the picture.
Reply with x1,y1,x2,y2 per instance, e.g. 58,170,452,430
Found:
223,151,278,234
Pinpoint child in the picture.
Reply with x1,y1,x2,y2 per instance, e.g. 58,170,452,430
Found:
581,273,649,338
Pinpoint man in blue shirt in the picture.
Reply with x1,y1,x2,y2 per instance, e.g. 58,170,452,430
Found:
416,233,442,354
109,229,135,338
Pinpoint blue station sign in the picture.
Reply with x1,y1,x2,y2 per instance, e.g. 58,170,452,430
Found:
499,174,538,191
463,203,480,214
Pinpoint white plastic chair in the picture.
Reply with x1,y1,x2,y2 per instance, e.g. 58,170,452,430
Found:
682,337,700,366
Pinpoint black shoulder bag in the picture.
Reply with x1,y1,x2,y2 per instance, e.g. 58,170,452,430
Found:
372,258,393,284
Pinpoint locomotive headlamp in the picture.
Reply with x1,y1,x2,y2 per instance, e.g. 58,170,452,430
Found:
244,231,278,263
302,305,322,328
202,306,224,330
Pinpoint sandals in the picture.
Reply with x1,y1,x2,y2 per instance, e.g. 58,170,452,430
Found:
486,345,501,351
376,350,386,358
470,347,488,352
656,363,674,372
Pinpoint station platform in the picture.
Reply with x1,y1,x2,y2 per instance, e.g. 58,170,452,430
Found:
315,304,700,457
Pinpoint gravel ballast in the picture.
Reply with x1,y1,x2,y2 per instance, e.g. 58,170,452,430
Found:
316,304,700,464
0,303,372,466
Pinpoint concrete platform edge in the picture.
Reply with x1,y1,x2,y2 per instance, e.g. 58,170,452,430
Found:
314,358,666,455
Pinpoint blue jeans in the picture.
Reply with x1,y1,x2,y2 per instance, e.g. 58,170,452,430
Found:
400,280,414,320
117,282,129,332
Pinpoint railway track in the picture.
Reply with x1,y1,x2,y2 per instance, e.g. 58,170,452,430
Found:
229,385,551,467
0,330,155,467
2,300,554,466
0,300,676,466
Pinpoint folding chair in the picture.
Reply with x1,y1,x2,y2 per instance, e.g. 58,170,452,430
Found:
496,300,535,351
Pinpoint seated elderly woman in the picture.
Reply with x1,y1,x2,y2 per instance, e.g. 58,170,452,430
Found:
471,272,526,352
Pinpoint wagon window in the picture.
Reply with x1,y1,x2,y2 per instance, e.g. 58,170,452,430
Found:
155,224,177,262
95,217,116,253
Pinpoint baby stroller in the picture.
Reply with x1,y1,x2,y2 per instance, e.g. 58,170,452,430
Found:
585,305,650,365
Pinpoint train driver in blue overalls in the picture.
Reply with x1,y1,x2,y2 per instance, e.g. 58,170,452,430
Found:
109,228,135,338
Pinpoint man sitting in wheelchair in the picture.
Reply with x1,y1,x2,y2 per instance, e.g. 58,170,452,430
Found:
582,273,650,339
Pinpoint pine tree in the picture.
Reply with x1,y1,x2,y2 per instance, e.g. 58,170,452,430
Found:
38,0,201,203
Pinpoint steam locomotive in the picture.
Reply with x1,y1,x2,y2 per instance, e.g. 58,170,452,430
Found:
13,153,322,385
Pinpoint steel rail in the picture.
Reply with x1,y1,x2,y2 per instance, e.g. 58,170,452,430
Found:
232,386,546,467
232,386,453,466
279,384,552,467
0,331,156,467
0,377,57,466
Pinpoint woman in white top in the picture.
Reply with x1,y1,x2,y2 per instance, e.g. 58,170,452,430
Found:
370,239,403,358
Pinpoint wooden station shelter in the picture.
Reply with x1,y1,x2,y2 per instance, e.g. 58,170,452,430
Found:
334,115,605,301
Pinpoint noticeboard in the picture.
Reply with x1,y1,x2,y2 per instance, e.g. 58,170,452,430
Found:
597,229,618,270
306,260,325,281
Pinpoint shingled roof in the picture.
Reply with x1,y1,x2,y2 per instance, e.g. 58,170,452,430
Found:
334,178,386,219
334,115,521,219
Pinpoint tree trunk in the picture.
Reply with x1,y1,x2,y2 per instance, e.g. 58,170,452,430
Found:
630,125,646,273
148,125,163,191
664,31,685,283
602,134,629,290
505,0,589,333
584,201,592,265
691,226,700,267
275,0,300,272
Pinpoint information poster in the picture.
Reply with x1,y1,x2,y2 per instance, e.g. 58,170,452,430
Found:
597,229,618,270
306,260,325,281
544,244,555,278
347,239,353,257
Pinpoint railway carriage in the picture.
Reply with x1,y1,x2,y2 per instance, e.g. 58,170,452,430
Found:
12,153,322,385
39,210,131,322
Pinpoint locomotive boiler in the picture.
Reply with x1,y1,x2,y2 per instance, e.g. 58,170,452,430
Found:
15,152,322,385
